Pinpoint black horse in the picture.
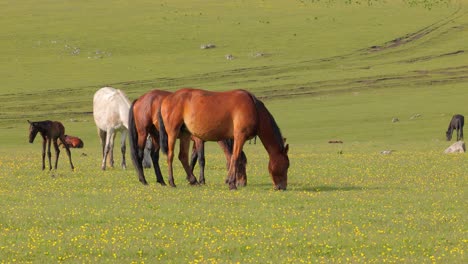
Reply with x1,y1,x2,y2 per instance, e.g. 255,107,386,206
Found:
28,120,74,170
446,114,464,141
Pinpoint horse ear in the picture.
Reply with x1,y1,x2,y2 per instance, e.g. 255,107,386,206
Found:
284,144,289,154
27,120,31,124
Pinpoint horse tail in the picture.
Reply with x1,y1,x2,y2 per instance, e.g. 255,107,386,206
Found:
128,100,142,169
158,108,169,155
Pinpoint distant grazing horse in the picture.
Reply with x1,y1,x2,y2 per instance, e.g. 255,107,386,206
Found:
58,135,84,148
93,87,130,170
446,114,464,141
28,120,74,170
159,88,289,190
128,89,247,186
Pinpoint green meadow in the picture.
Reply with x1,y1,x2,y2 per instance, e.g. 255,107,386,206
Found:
0,0,466,263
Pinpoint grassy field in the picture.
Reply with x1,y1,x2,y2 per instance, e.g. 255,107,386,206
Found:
0,0,467,263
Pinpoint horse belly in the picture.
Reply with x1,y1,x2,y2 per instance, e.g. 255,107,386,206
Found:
185,117,233,141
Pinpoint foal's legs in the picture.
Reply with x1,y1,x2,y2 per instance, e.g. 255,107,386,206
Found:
53,137,61,169
41,138,47,170
59,135,74,170
47,138,53,170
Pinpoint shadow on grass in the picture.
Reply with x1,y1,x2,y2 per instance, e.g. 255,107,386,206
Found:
298,185,374,192
251,183,382,192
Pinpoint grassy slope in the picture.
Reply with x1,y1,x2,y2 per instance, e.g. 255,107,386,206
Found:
0,0,467,263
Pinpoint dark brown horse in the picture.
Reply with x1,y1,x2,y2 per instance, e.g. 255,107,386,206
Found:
28,120,74,170
128,89,247,186
446,114,464,141
158,88,289,190
58,135,84,148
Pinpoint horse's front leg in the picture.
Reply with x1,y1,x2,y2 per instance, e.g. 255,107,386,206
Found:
236,151,248,187
120,129,127,169
178,134,198,185
227,137,247,190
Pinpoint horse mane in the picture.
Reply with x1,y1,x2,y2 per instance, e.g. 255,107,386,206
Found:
245,91,285,152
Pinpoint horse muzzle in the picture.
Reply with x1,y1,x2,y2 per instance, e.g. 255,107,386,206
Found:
275,183,287,191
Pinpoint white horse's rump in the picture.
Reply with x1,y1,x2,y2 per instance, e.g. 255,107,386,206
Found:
93,87,131,170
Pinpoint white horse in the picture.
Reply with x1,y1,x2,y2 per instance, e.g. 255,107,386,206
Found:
93,87,131,170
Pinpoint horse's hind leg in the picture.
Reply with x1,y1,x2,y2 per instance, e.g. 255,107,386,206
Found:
236,150,248,187
41,139,47,170
193,138,206,185
98,129,106,158
120,129,127,169
101,129,114,170
53,137,61,169
189,141,198,173
59,136,74,170
151,145,167,186
178,134,198,185
47,139,53,170
109,132,116,168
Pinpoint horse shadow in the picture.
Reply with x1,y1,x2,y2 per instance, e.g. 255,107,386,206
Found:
252,183,382,192
298,185,372,192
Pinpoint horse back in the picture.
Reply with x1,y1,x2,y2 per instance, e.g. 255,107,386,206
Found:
161,88,258,141
93,87,131,130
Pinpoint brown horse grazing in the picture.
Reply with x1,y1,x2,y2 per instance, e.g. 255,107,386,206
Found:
159,88,289,190
128,89,247,187
28,120,74,170
58,135,84,148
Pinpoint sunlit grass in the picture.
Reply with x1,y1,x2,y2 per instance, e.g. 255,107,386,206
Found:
0,0,467,262
0,146,465,263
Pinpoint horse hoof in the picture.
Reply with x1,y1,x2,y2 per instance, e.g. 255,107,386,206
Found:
140,180,148,185
236,181,247,187
189,180,199,186
170,182,177,188
229,184,237,190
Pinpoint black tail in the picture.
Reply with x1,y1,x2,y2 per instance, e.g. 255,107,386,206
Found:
128,100,143,171
158,108,169,155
